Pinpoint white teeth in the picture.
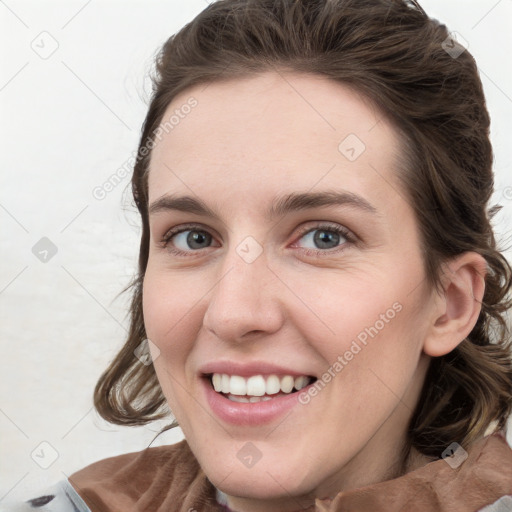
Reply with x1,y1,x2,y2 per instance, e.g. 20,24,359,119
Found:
221,374,230,394
212,373,222,392
280,375,294,393
238,395,275,403
266,375,281,395
210,373,311,397
294,376,308,390
228,394,250,403
230,375,247,395
246,375,266,396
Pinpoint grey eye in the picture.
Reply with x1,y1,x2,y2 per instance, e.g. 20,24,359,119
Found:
298,228,346,250
174,230,213,250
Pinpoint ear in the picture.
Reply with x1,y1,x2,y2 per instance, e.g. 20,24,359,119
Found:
423,252,487,358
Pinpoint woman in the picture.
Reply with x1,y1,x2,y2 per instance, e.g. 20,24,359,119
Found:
4,0,512,510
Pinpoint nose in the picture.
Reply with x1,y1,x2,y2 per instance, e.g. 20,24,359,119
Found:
202,246,285,343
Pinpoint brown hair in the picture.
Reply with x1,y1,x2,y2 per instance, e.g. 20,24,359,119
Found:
94,0,512,459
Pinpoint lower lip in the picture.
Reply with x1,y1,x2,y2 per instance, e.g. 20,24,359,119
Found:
202,378,307,426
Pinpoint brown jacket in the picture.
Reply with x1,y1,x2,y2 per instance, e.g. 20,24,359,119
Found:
69,433,512,512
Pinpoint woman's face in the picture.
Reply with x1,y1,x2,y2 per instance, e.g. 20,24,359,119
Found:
143,72,435,510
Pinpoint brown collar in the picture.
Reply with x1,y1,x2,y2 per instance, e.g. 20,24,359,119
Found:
69,433,512,512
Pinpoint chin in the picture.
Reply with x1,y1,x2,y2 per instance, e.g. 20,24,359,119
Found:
203,454,317,501
216,475,308,502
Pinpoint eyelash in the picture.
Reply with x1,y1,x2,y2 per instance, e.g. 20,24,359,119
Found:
159,222,355,258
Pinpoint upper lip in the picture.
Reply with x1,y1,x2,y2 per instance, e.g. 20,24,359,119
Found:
199,360,315,378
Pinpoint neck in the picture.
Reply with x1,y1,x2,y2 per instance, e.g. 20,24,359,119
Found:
214,442,435,512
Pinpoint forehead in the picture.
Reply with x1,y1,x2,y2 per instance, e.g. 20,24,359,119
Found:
148,71,404,210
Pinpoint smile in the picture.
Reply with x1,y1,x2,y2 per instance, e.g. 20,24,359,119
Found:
210,373,313,402
199,361,318,425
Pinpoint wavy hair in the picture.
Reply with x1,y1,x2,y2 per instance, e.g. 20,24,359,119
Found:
94,0,512,459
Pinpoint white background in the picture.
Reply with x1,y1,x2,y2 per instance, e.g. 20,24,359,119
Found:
1,0,511,503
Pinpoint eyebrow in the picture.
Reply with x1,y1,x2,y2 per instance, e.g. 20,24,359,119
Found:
148,190,377,221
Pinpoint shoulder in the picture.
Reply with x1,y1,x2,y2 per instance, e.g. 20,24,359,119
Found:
406,432,512,509
69,438,196,483
68,439,219,512
321,432,512,512
0,480,90,512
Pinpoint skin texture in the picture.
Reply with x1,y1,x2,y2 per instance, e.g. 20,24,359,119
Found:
142,71,487,512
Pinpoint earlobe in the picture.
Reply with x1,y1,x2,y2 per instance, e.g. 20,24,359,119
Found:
423,252,487,358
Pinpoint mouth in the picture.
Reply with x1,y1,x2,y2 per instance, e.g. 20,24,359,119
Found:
206,373,317,403
199,361,319,425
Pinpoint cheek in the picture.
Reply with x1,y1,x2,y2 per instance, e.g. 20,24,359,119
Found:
142,271,203,422
289,270,404,349
291,268,425,395
142,270,202,364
